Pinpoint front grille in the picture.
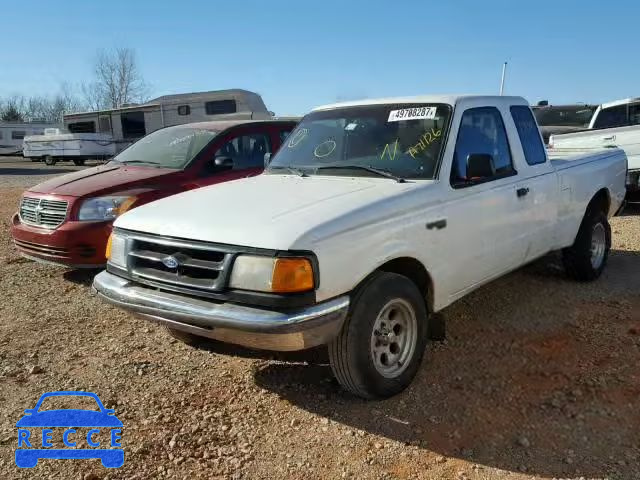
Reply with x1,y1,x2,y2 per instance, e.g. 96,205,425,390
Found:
19,196,68,229
127,234,234,293
14,239,70,258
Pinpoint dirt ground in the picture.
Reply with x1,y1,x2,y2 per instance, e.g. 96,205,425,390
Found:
0,157,638,480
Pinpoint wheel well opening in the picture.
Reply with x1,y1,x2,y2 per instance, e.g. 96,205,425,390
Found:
377,257,434,312
587,188,610,216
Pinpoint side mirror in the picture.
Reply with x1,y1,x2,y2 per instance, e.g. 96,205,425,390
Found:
263,152,272,167
214,156,233,170
24,409,35,415
466,154,495,179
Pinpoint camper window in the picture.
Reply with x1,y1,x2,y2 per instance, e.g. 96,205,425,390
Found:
205,100,237,115
178,105,191,116
12,131,26,140
121,111,146,138
68,121,96,133
99,115,112,133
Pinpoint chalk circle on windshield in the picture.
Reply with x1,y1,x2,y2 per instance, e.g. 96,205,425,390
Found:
314,140,336,158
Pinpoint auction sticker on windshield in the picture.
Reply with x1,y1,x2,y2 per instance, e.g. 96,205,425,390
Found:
388,107,437,122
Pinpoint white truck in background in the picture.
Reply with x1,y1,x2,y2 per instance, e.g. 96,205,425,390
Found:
549,97,640,201
94,95,627,399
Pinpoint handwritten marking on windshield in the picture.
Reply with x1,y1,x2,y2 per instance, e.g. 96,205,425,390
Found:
380,139,399,161
287,129,308,148
314,140,337,158
407,128,442,158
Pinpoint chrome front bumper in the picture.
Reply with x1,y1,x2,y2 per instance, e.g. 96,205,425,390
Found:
92,271,350,351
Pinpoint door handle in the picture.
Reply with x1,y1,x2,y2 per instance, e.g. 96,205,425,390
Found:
516,187,529,198
603,135,616,141
426,219,447,230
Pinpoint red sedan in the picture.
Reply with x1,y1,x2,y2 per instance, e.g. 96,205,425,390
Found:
11,119,297,268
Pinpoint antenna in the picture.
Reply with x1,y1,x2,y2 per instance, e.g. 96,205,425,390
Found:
499,62,508,96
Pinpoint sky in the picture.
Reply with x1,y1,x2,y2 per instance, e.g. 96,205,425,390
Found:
2,0,639,115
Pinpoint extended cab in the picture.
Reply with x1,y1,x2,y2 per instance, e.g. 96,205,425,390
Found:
93,95,627,399
11,119,297,267
549,97,640,201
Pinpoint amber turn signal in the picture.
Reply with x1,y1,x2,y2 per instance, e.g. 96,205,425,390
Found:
271,258,314,293
105,233,113,260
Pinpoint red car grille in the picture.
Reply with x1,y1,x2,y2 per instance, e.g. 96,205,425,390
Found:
14,239,71,258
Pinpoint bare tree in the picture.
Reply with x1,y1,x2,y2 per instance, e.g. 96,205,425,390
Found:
89,47,148,109
0,95,26,122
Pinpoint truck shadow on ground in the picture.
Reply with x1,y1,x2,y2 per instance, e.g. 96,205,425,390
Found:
63,268,102,286
253,250,640,479
620,202,640,216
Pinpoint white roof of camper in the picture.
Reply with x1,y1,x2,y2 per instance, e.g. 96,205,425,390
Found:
65,89,264,117
313,94,528,111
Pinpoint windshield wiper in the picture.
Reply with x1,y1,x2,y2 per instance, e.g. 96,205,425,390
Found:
316,165,406,183
120,160,160,166
269,165,308,177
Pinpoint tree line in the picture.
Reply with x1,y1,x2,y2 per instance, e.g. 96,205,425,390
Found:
0,47,148,123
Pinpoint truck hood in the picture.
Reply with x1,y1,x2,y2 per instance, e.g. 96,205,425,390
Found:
28,163,179,197
115,174,428,250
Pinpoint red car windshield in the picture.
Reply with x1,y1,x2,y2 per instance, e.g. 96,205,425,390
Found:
114,125,218,169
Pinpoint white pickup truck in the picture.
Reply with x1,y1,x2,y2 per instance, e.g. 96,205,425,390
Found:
549,97,640,201
93,95,627,399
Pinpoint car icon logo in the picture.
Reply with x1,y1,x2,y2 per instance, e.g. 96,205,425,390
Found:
15,391,124,469
162,255,179,269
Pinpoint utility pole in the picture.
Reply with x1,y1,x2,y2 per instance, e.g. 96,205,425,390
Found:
499,62,508,96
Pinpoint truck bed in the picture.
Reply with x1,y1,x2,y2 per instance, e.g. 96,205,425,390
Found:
548,147,626,171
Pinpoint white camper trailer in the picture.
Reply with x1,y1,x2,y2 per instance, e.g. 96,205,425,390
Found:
0,122,55,155
25,89,274,165
23,128,116,165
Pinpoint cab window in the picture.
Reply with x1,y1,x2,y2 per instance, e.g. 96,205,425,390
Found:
451,107,514,186
510,106,547,165
593,105,628,129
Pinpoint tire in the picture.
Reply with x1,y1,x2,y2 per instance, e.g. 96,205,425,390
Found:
328,272,429,399
562,209,611,281
73,158,86,166
44,155,56,166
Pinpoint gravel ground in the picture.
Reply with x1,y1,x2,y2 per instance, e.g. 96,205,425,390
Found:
0,160,639,480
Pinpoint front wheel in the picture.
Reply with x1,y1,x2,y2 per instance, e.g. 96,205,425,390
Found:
562,210,611,281
328,272,428,399
72,158,86,166
44,155,56,166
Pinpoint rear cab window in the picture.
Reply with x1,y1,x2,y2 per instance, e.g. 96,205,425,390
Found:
510,106,547,165
593,105,628,129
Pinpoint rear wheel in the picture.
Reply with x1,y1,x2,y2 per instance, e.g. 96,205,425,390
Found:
72,158,86,166
44,155,56,166
328,272,429,399
562,210,611,281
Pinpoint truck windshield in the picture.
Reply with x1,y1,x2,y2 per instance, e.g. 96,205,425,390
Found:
533,106,596,127
113,125,218,169
267,104,451,180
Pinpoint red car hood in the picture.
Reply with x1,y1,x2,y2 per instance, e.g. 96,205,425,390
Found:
28,164,179,197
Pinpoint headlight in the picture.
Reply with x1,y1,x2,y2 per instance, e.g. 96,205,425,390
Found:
78,196,136,221
105,232,127,268
229,255,315,293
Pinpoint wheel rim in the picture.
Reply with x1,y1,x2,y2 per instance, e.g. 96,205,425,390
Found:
590,222,606,269
370,298,418,378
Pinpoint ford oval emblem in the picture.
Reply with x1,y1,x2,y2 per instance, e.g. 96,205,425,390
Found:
162,256,179,269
